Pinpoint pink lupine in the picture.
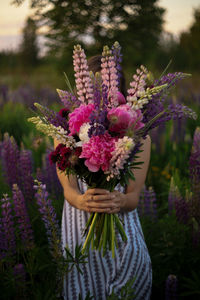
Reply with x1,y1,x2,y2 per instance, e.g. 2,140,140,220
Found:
107,136,135,180
101,46,119,107
127,65,148,105
73,45,94,104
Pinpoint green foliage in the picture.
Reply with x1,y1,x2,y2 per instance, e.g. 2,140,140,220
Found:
0,101,35,145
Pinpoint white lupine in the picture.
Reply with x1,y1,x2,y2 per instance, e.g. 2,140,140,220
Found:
129,83,168,110
28,117,75,148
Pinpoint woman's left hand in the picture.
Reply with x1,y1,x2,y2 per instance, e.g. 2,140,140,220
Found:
108,190,125,214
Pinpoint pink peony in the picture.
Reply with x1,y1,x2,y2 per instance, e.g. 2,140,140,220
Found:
107,104,144,136
68,103,94,135
117,91,126,104
79,132,116,172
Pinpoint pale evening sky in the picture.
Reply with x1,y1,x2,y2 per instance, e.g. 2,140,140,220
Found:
0,0,200,51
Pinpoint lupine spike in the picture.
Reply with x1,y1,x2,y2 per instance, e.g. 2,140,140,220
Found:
73,44,94,104
12,184,35,250
138,186,157,220
101,45,119,107
18,149,34,201
33,180,62,260
111,41,123,88
0,194,16,256
1,133,20,187
165,274,178,300
56,89,80,111
41,149,62,197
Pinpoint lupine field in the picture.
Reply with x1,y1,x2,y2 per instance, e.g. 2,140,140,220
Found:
0,74,200,300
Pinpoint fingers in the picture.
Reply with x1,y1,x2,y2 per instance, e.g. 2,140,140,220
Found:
86,188,110,195
87,194,115,202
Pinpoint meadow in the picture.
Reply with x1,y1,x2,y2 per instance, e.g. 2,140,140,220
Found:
0,69,200,300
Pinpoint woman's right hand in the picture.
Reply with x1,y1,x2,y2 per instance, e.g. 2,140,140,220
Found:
76,188,119,213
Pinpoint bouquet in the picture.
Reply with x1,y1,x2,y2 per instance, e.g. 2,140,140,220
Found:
28,42,196,258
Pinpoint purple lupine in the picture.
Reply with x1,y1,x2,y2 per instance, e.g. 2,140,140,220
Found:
35,103,68,130
0,84,9,103
141,101,196,138
12,184,35,250
189,127,200,224
174,189,190,225
111,41,123,88
34,180,62,260
138,186,157,220
1,194,16,256
0,217,7,260
165,274,178,300
154,72,188,100
88,81,107,137
13,263,26,283
57,89,80,111
1,133,20,187
40,149,62,197
18,149,34,201
11,84,59,108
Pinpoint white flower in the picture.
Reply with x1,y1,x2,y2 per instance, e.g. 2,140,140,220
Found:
79,122,91,143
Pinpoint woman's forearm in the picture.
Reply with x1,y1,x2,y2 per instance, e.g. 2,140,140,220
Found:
119,190,140,212
56,168,81,209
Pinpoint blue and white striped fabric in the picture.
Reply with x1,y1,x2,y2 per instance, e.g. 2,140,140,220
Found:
61,180,152,299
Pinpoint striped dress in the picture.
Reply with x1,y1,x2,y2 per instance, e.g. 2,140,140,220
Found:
61,179,152,300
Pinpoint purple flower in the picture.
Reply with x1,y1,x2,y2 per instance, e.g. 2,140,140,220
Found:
57,89,81,111
0,194,16,257
37,149,62,197
138,186,157,220
12,184,34,250
189,127,200,225
34,181,62,260
18,149,34,201
165,274,178,300
13,263,26,283
111,41,123,88
1,133,20,187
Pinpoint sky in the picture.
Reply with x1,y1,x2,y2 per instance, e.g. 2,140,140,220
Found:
0,0,200,51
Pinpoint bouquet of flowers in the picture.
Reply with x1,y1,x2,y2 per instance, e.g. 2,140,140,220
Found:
28,42,196,258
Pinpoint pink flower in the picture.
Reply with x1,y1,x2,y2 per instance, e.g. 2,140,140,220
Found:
68,103,94,135
117,91,126,104
79,132,116,172
107,104,144,136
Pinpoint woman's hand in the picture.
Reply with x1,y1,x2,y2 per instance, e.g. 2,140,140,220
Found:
76,188,125,214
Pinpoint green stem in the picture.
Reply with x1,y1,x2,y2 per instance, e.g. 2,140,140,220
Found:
102,214,108,256
110,214,115,258
113,214,127,242
82,213,98,254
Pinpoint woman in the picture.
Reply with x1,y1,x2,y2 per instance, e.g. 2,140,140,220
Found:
54,56,152,300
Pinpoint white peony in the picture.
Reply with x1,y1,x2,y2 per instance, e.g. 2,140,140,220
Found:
79,122,91,143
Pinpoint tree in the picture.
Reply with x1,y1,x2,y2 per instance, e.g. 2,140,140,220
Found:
19,17,39,66
13,0,165,69
175,7,200,71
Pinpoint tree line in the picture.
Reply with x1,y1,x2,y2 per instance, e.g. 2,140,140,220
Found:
1,0,200,73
